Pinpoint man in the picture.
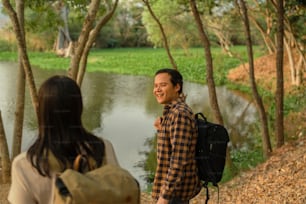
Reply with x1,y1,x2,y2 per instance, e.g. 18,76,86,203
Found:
152,68,201,204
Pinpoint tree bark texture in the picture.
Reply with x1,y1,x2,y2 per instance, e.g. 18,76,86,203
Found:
275,0,285,147
0,111,11,183
68,0,101,80
235,0,272,157
77,0,119,86
189,0,234,173
2,0,38,115
12,0,26,159
189,0,224,125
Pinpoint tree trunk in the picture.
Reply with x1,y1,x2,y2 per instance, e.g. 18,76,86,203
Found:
189,0,235,176
68,0,101,80
189,0,224,125
142,0,177,70
77,0,119,86
53,1,72,57
2,0,38,115
12,61,25,159
275,0,284,147
235,0,272,158
0,111,11,183
12,0,26,159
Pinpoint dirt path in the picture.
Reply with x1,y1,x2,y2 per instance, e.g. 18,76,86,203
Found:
140,134,306,204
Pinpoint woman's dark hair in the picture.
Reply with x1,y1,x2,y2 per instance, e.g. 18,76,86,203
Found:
27,75,105,177
155,68,183,94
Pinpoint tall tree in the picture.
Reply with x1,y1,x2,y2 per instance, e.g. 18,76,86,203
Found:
274,0,284,147
189,0,223,125
76,0,119,85
200,1,235,57
2,0,38,114
3,0,39,167
279,0,305,86
12,0,26,159
248,0,276,54
235,0,272,157
142,0,177,69
68,0,101,80
250,0,305,86
68,0,119,84
189,0,235,175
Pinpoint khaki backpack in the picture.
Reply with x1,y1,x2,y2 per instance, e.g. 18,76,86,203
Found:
53,155,140,204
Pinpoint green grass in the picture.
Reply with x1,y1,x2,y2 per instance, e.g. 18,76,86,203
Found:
0,46,265,85
1,46,304,189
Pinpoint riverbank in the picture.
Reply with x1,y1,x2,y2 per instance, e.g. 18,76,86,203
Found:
1,51,305,203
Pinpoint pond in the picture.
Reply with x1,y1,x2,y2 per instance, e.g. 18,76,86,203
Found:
0,62,258,190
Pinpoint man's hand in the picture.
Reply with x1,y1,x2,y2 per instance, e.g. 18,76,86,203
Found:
157,196,169,204
154,117,162,130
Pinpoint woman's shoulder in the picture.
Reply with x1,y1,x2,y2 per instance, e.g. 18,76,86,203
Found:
102,138,112,146
11,152,29,169
101,138,120,166
9,152,54,204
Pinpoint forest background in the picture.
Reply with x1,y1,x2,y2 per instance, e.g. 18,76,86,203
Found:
0,0,305,203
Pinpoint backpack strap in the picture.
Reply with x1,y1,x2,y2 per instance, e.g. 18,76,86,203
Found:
73,154,96,173
203,182,220,204
203,181,209,204
217,185,220,204
195,112,207,122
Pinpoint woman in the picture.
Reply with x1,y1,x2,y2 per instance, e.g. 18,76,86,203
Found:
8,75,119,204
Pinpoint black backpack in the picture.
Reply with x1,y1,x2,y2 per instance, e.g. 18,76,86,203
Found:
195,112,230,204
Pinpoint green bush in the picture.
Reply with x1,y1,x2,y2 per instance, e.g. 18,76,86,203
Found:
0,40,17,52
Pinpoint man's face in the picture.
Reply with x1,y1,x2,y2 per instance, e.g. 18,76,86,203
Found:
153,73,180,105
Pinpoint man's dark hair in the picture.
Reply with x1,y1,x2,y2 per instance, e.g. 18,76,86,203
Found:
155,68,183,94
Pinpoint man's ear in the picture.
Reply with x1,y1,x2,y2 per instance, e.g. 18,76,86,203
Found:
174,84,181,93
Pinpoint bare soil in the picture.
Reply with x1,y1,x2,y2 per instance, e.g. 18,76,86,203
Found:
1,53,305,204
227,52,305,94
140,135,306,204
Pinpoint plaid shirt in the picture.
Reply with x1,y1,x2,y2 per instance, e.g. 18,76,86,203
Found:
152,97,201,201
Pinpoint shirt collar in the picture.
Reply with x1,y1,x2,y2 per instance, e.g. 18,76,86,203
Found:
164,95,186,110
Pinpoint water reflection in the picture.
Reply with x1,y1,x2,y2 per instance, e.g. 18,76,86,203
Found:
0,62,258,189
